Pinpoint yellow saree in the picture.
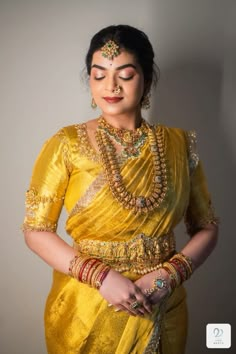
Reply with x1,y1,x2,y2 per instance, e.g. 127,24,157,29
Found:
23,121,217,354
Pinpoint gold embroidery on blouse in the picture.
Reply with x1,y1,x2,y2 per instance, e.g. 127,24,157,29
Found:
75,123,100,162
21,221,57,232
25,188,64,211
69,173,106,217
185,200,219,236
73,232,176,274
55,129,73,174
22,187,64,232
187,130,199,175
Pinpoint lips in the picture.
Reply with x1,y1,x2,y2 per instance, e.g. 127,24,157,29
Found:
103,97,123,103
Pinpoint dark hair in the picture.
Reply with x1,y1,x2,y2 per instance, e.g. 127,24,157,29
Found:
85,25,160,94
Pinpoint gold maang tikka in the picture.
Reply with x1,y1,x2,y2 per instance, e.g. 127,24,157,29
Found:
101,40,120,60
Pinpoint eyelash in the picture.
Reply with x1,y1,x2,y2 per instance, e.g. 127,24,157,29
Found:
94,76,134,81
120,76,134,81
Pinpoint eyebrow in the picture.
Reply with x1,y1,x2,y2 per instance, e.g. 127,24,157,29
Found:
91,64,137,71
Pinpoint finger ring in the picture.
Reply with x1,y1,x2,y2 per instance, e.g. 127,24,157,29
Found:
130,301,141,310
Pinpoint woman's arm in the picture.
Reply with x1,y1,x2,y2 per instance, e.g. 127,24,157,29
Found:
180,223,218,271
24,230,152,316
24,230,77,274
135,223,218,304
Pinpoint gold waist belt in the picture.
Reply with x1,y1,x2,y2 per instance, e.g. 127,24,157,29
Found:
73,231,176,274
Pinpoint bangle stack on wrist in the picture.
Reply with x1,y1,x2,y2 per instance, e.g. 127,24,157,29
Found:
163,252,193,292
68,255,111,289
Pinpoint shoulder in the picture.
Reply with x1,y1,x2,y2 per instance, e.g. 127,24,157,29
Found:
52,122,87,146
153,123,197,143
59,118,98,140
153,123,187,141
153,123,199,171
60,124,83,140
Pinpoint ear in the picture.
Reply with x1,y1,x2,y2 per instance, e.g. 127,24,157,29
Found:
143,80,151,97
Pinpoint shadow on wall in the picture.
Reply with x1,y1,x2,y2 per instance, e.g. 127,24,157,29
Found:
149,61,236,353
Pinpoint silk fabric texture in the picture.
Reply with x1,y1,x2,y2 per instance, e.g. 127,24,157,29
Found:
23,122,216,353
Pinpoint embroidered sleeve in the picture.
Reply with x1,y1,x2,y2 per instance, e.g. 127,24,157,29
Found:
22,129,71,232
186,130,200,175
184,131,219,236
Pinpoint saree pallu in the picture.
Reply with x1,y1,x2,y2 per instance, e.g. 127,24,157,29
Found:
22,122,218,353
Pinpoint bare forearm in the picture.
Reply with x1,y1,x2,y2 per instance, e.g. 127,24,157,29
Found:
24,231,77,274
180,224,218,271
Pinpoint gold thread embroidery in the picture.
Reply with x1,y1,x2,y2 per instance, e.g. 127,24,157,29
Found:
73,232,176,274
24,188,64,219
21,221,57,232
75,123,100,162
69,173,106,217
55,129,73,174
187,130,199,175
22,188,64,232
25,188,64,208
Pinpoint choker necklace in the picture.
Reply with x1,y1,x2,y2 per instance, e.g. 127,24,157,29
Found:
95,117,168,214
98,116,148,158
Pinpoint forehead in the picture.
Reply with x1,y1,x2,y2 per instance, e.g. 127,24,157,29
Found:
91,49,140,69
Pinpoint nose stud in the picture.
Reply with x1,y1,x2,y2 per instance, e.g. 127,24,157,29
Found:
113,85,122,95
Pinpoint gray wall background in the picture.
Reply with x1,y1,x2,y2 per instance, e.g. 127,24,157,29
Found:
0,1,235,353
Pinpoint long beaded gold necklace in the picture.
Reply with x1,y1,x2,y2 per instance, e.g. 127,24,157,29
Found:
95,117,168,214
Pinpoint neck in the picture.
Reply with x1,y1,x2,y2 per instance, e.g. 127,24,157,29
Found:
101,110,142,130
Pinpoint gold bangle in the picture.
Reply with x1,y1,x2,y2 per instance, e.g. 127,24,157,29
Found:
170,253,193,278
163,262,181,287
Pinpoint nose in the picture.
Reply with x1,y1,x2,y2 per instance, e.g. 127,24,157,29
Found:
105,73,117,93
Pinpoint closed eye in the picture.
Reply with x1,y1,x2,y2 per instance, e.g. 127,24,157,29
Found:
119,76,134,81
94,76,105,80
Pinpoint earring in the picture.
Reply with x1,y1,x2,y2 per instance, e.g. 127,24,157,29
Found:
91,98,97,109
113,85,122,95
141,94,151,110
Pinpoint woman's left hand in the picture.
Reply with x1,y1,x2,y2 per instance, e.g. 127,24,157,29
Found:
134,268,170,306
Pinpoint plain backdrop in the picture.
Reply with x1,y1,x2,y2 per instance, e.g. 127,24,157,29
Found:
0,1,235,353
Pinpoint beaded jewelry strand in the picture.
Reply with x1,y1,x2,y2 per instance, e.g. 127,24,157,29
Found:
96,117,168,214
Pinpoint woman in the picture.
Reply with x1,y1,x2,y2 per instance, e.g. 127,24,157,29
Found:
22,25,219,354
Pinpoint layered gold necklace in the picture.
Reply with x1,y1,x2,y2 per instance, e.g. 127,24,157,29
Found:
96,117,168,214
98,116,148,158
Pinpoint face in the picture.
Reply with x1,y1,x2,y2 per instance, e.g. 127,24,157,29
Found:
89,49,144,117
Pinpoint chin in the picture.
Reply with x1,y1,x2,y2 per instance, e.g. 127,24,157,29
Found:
100,106,138,117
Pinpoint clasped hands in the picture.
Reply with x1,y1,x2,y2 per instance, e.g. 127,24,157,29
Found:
99,268,170,317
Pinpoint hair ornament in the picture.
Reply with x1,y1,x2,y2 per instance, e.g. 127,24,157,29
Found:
101,40,120,60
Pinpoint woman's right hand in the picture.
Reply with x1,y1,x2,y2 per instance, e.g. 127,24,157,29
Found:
99,269,152,316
